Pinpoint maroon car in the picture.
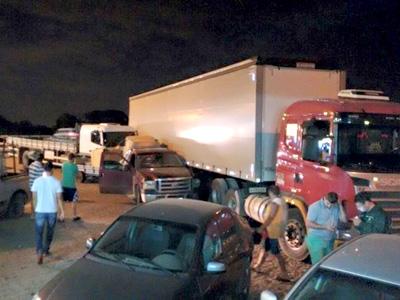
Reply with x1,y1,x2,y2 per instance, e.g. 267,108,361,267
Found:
34,199,253,299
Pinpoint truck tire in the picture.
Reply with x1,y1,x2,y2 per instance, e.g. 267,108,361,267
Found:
222,189,246,216
279,208,308,261
225,178,240,190
223,189,239,213
209,178,228,204
7,192,27,218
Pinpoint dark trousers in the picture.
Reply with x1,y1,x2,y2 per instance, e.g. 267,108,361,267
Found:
35,212,57,255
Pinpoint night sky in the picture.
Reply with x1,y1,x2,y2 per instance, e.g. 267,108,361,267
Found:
0,1,399,126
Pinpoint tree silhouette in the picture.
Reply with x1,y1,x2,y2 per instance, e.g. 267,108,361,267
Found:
55,113,80,129
83,110,128,125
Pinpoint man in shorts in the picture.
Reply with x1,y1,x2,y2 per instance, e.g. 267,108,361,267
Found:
254,185,290,281
62,153,80,221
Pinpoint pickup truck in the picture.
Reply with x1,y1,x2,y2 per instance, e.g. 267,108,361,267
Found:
0,153,29,218
99,136,199,202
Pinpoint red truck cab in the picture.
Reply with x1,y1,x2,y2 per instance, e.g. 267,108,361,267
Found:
276,90,400,259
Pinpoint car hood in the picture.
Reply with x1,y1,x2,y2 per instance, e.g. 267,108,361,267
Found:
39,256,191,300
139,167,192,180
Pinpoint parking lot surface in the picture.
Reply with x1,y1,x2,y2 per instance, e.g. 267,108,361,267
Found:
0,170,309,299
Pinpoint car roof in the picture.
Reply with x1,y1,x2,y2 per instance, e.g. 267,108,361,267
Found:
320,234,400,286
123,198,225,227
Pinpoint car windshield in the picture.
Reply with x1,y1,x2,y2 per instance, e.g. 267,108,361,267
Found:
103,132,135,147
336,114,400,172
91,216,197,273
136,152,185,168
288,268,400,300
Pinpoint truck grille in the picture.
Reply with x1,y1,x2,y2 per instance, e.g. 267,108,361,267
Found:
364,191,400,233
156,177,192,198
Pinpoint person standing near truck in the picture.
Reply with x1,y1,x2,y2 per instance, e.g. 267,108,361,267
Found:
306,192,347,264
254,185,290,281
32,162,64,264
28,152,44,217
353,193,390,234
61,153,81,221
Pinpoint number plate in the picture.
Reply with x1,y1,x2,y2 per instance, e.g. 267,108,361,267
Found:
249,187,267,194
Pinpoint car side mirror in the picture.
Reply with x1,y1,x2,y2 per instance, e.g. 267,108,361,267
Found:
86,237,95,249
260,290,278,300
206,261,226,274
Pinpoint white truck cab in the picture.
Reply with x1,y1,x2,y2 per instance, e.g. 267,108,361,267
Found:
79,123,136,155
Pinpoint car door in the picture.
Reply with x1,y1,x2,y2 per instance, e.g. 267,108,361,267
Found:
99,150,133,194
216,210,244,295
294,119,336,201
0,179,7,215
197,216,226,298
276,119,301,193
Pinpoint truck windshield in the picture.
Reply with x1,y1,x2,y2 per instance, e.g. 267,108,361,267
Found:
336,114,400,172
136,153,185,169
103,132,135,147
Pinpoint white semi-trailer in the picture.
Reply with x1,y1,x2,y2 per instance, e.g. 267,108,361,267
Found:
129,58,347,259
129,58,344,190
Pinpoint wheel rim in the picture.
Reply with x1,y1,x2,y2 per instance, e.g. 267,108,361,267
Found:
227,198,237,210
211,190,218,203
284,219,305,250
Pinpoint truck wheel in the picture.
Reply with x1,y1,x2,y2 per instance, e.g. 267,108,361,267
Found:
279,208,308,261
7,192,27,218
225,178,239,190
223,189,246,216
209,178,228,204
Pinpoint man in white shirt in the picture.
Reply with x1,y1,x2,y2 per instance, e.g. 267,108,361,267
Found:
31,162,65,265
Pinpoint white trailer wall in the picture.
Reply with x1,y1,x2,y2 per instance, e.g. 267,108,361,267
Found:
130,60,258,181
129,59,346,183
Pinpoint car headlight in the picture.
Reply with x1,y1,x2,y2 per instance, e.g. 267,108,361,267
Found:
32,294,41,300
143,180,156,190
192,178,201,188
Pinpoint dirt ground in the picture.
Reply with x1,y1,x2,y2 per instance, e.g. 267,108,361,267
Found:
0,168,309,300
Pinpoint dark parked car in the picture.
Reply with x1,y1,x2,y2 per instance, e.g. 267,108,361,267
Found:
33,199,253,300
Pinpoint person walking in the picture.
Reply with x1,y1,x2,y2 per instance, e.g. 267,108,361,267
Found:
62,153,81,221
306,192,347,265
353,193,390,234
254,185,290,282
28,152,44,217
31,162,64,265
